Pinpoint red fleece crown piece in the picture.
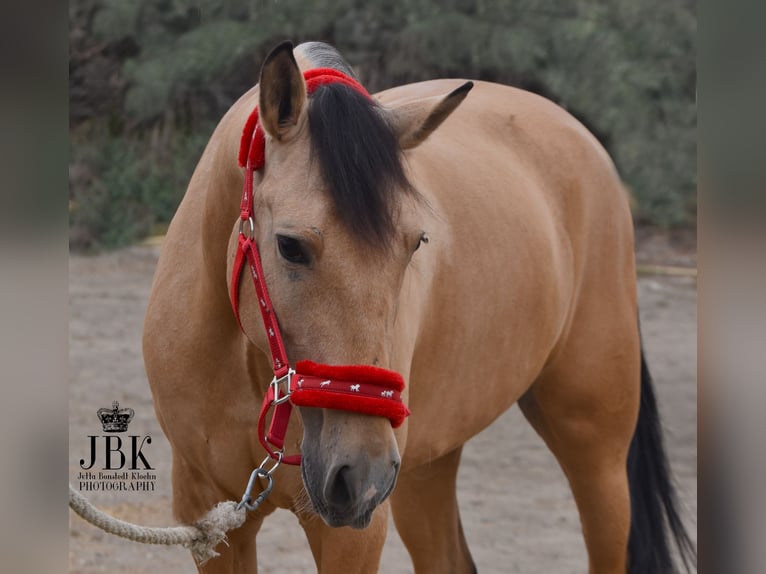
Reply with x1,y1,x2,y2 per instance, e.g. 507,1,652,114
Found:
238,109,264,169
290,360,410,428
238,68,371,169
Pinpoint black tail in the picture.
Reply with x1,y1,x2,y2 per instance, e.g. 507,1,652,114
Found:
627,347,696,572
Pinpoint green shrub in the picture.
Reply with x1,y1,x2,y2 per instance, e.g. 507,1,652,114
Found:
69,125,211,251
70,0,696,250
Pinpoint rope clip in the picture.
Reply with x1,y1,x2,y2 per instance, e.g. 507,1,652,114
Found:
236,452,283,512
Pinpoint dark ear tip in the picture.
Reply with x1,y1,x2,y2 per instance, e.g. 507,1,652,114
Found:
448,81,474,100
274,40,295,53
264,40,295,64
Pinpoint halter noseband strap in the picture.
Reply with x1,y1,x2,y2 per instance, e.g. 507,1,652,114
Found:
230,68,411,466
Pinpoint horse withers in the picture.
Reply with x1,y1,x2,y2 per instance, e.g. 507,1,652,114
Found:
143,41,694,573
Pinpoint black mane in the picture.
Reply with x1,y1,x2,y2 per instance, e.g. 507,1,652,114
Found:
307,83,413,248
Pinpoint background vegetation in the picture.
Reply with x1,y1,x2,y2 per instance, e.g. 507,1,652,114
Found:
69,0,696,251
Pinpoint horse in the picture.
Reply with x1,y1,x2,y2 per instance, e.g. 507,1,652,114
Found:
143,40,694,573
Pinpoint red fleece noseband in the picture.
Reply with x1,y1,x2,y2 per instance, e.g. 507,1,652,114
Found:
290,361,410,428
232,68,410,466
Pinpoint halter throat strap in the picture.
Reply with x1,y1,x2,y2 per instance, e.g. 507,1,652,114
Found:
230,68,410,466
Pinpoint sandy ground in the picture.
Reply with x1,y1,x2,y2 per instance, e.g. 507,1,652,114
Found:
68,237,697,573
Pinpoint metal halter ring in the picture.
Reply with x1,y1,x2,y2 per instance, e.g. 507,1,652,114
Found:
239,216,255,239
259,451,283,476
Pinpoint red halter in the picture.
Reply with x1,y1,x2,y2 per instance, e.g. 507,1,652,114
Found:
230,68,411,465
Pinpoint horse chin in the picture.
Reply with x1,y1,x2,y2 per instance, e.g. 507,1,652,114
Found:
322,506,375,530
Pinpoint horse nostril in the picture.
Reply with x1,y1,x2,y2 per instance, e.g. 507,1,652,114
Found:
325,465,353,510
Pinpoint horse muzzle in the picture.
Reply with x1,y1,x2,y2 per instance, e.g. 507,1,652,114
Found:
301,442,401,529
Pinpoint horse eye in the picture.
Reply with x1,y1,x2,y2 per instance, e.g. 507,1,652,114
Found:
414,232,429,252
276,235,310,265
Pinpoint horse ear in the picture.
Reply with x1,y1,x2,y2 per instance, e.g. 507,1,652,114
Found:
385,81,473,150
258,41,307,141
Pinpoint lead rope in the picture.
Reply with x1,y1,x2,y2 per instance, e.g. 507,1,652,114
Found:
69,460,278,563
69,484,246,564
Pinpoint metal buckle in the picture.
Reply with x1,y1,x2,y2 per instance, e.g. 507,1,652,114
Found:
238,216,255,239
270,368,295,405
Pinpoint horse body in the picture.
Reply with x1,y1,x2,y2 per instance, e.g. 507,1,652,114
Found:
144,42,690,573
331,77,634,472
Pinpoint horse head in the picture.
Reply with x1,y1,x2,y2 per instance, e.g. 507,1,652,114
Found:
226,42,472,529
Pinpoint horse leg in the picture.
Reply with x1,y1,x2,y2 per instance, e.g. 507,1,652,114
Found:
171,455,266,573
299,500,390,573
195,518,262,573
390,447,476,574
518,330,640,574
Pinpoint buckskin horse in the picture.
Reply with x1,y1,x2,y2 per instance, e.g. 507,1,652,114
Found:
143,41,694,573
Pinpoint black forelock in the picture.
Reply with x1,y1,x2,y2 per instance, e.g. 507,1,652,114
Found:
307,83,413,248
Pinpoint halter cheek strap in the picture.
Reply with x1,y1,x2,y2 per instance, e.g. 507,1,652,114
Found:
231,68,411,466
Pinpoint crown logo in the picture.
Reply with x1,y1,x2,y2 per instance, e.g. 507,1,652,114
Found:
97,401,134,433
